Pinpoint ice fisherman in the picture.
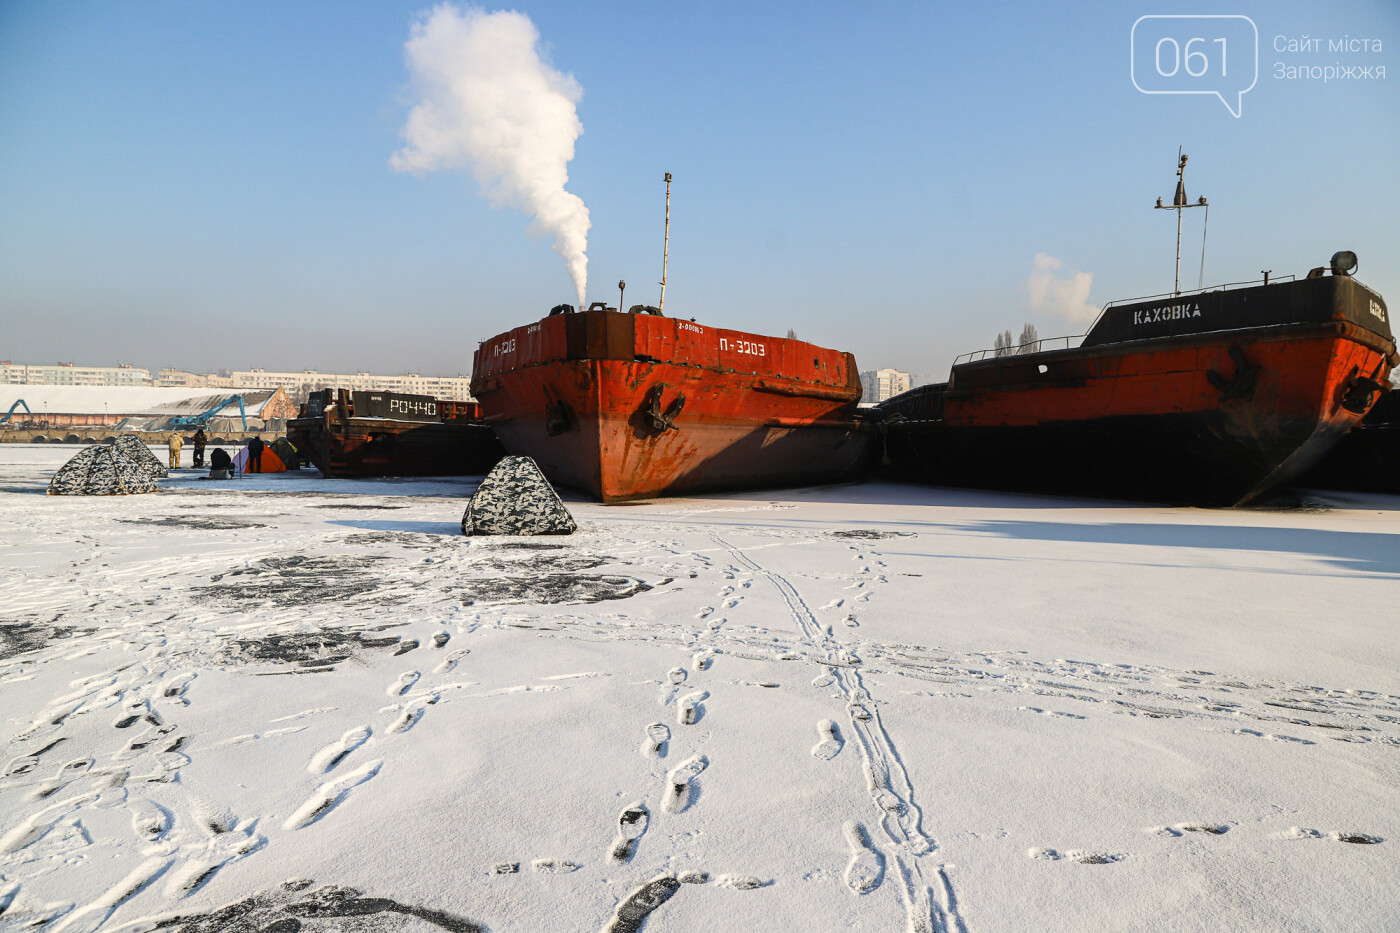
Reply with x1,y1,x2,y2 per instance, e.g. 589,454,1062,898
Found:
167,432,183,469
248,436,265,473
192,428,207,468
209,446,233,479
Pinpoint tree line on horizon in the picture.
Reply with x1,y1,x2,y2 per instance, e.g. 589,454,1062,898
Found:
993,324,1040,357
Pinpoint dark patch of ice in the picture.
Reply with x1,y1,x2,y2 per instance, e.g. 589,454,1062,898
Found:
455,574,651,606
195,556,397,606
0,618,96,660
310,504,408,510
219,626,411,669
119,517,269,530
829,530,914,540
147,882,484,932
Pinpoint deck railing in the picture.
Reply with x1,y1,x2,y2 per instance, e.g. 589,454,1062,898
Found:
953,274,1299,366
954,334,1080,365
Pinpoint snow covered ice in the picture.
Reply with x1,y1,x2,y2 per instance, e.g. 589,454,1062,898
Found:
0,444,1396,931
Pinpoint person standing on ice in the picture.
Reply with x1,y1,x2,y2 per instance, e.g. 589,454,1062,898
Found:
191,428,207,468
248,436,265,473
167,431,183,469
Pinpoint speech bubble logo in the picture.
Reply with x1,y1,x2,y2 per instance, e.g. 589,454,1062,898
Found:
1131,15,1258,117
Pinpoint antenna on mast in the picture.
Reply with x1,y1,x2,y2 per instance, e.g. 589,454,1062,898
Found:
1154,147,1207,296
658,172,671,314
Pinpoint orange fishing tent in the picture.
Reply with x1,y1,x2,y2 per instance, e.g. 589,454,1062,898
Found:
231,443,287,473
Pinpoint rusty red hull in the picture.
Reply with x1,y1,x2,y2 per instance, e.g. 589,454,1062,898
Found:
472,311,872,501
879,274,1397,506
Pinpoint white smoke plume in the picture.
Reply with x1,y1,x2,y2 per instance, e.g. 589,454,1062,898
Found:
1027,253,1098,325
391,4,590,307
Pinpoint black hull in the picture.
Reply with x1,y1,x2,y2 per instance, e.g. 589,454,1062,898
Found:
882,409,1356,507
1296,392,1400,493
289,417,505,479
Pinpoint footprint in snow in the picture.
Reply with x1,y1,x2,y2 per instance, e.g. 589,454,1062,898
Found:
308,726,372,774
1279,826,1324,839
1234,728,1313,744
663,755,708,814
434,649,469,674
394,639,420,656
29,760,89,801
691,652,712,672
57,853,173,932
4,755,38,777
714,874,768,890
603,875,682,933
387,671,420,697
677,692,708,726
387,695,439,734
164,826,265,897
842,821,883,894
667,667,687,685
1237,728,1310,739
432,631,451,648
1151,822,1228,837
640,723,670,758
610,803,649,862
162,672,196,702
282,759,382,831
1020,707,1086,720
130,797,172,842
811,720,843,760
1333,832,1383,844
1028,848,1124,864
531,858,580,873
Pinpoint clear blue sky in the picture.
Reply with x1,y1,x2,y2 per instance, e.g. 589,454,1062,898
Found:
2,0,1396,378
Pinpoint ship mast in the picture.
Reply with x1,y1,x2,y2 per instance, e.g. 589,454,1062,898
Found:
1154,148,1207,296
659,172,671,314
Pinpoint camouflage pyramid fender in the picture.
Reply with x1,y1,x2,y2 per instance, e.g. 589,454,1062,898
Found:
461,455,577,536
48,445,159,496
113,434,169,480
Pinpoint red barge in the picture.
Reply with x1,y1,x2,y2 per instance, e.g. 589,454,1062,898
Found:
877,256,1396,506
470,306,872,501
287,388,505,478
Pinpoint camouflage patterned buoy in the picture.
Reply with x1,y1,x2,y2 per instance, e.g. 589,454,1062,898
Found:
461,456,576,535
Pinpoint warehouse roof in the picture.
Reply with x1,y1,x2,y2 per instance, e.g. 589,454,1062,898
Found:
0,386,280,416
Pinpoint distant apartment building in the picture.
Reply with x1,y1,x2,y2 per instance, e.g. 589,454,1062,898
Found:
155,368,475,401
859,368,913,404
0,361,152,387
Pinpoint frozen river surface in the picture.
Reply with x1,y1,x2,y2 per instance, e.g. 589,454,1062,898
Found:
0,445,1396,932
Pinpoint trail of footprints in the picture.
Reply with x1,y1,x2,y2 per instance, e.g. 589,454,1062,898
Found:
595,560,773,932
7,524,1395,930
0,623,469,929
714,533,955,933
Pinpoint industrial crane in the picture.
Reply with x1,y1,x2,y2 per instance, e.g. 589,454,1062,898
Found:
1,399,33,425
170,395,248,432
